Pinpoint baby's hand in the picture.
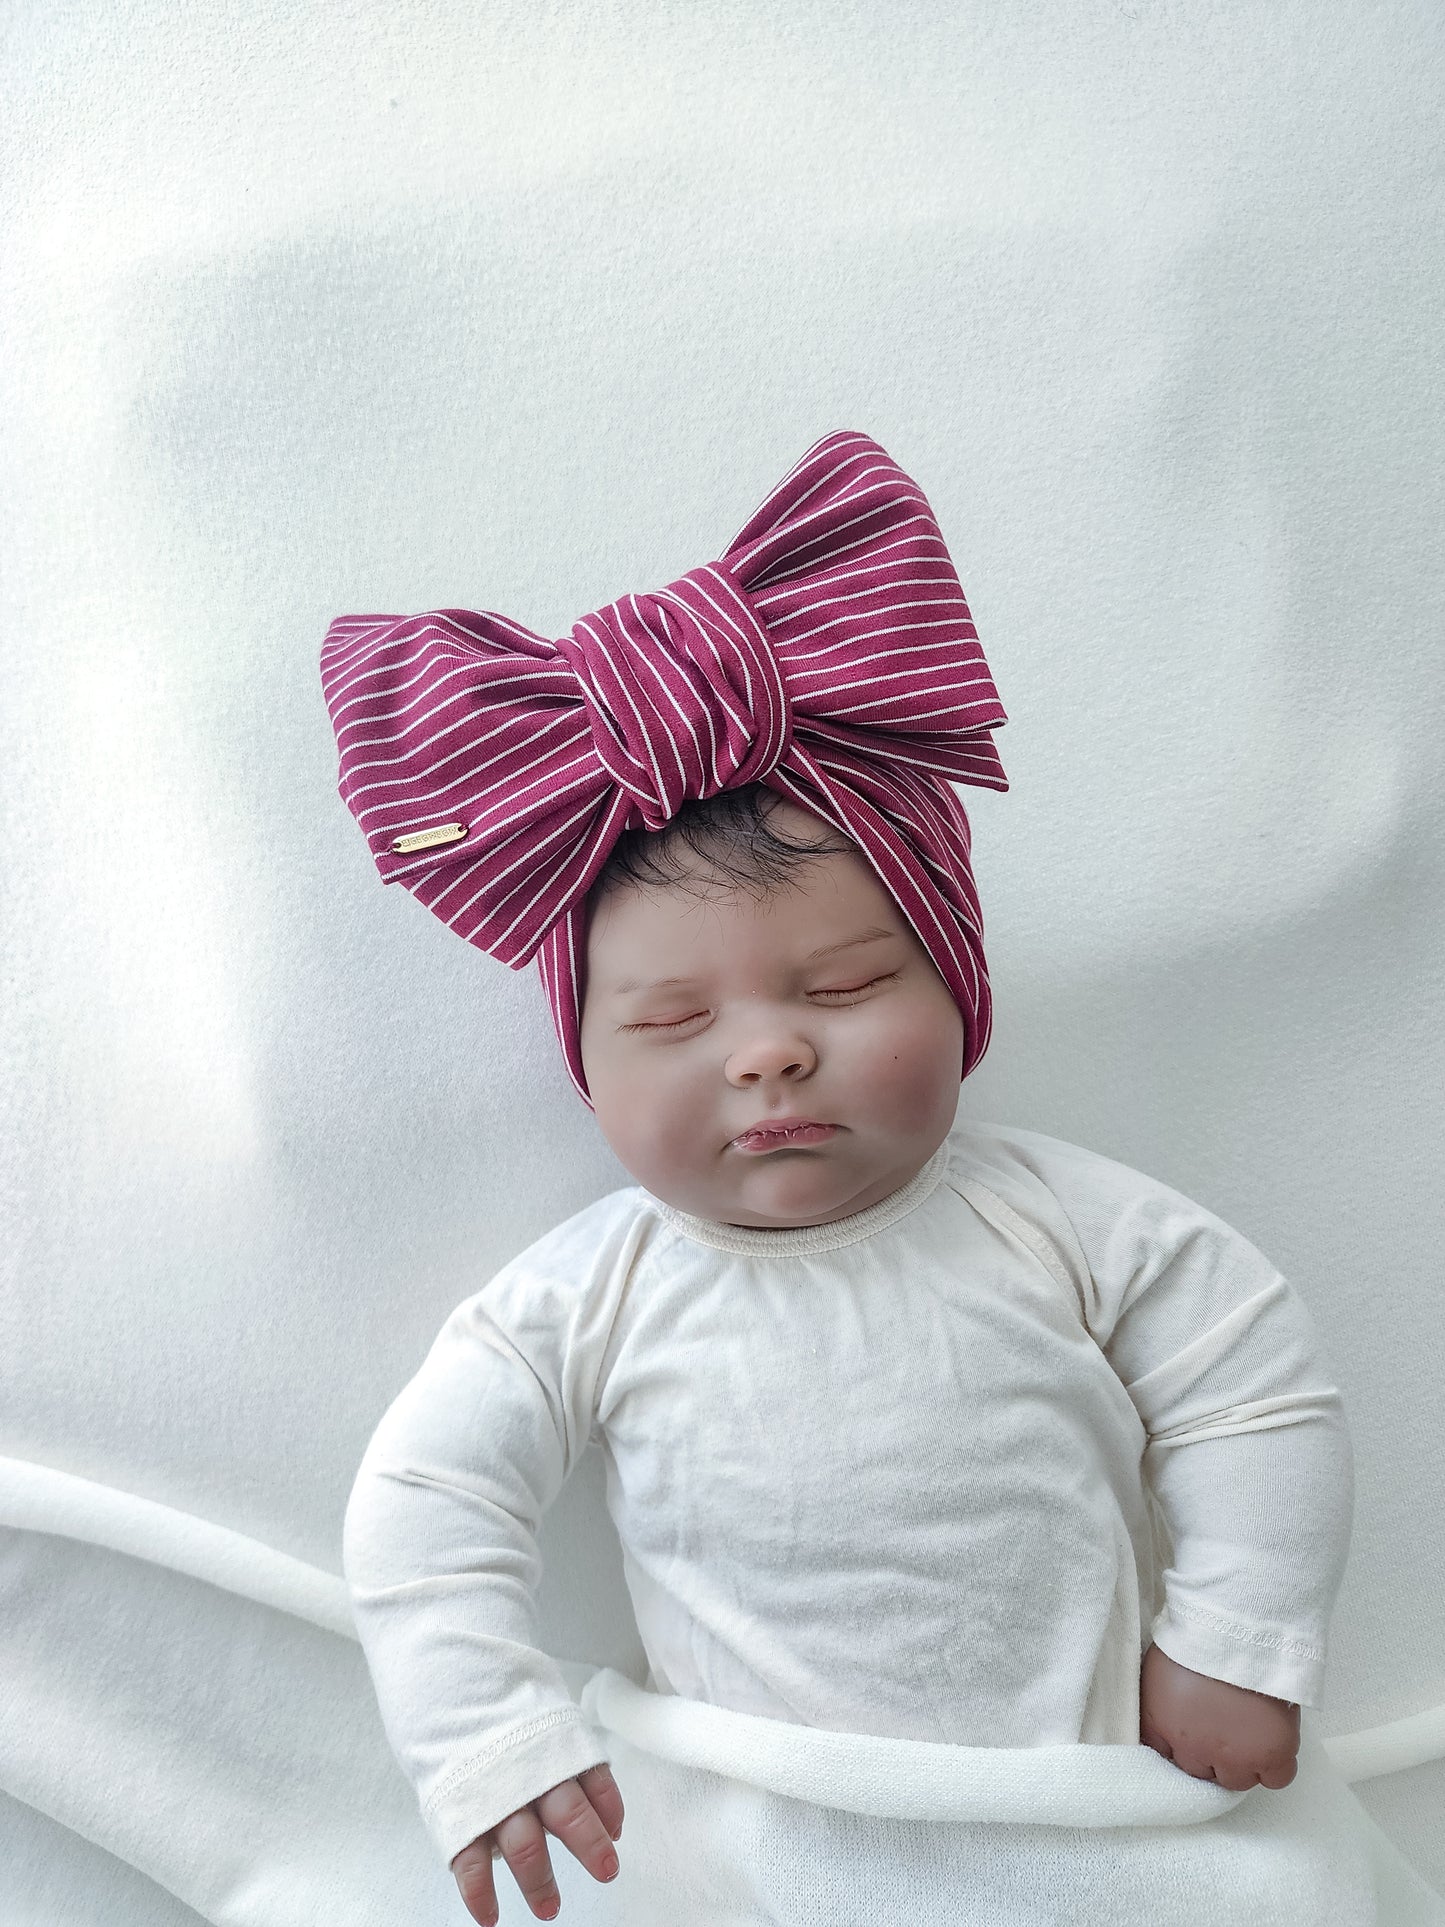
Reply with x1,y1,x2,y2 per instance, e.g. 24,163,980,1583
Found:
450,1763,624,1925
1139,1641,1300,1792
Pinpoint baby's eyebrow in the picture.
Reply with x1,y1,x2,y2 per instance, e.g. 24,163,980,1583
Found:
611,926,898,997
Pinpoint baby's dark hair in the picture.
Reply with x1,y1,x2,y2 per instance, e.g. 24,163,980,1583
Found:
585,781,857,913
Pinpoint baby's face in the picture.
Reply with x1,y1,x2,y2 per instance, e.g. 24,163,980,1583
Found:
579,802,965,1228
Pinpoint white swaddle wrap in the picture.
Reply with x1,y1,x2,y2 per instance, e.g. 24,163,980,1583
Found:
571,1666,1445,1926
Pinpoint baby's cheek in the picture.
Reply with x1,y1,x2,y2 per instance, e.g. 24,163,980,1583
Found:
636,1061,716,1156
856,1008,962,1120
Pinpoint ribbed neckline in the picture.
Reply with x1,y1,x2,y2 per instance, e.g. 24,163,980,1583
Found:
642,1137,953,1256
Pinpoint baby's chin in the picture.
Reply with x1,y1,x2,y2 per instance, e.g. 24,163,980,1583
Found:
656,1145,911,1230
719,1187,884,1231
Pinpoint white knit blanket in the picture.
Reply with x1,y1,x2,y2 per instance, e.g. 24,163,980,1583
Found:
2,1458,1442,1924
571,1667,1445,1926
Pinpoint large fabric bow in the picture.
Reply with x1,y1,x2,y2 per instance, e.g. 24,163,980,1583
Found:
321,429,1008,1107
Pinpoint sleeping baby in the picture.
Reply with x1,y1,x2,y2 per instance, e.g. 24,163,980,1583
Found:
325,430,1354,1926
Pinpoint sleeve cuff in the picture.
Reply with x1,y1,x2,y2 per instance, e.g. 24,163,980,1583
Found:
422,1705,613,1868
1149,1600,1326,1708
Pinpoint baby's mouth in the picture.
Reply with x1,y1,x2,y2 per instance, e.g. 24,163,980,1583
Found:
731,1123,839,1153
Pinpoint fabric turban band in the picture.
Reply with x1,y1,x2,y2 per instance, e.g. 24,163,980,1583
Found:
320,428,1009,1110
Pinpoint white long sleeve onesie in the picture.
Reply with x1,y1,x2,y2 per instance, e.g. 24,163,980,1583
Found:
342,1119,1355,1869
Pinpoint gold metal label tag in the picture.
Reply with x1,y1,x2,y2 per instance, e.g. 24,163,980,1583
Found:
390,822,470,854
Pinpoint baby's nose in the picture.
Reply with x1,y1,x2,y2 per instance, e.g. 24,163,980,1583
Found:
727,1024,818,1081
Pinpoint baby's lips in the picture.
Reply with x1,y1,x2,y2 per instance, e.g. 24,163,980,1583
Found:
732,1120,838,1150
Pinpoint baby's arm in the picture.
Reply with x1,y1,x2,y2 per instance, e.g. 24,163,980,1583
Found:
342,1212,636,1896
983,1129,1355,1717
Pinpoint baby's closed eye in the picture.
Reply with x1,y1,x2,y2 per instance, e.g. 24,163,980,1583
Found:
624,974,899,1032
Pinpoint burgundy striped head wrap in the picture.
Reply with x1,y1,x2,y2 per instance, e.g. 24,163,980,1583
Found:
321,429,1008,1109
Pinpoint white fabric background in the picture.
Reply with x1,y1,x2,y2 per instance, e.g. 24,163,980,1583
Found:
2,1,1441,1919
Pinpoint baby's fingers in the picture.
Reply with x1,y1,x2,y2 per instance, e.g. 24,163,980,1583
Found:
450,1835,500,1927
576,1762,625,1840
1256,1750,1299,1790
536,1771,622,1889
493,1807,564,1920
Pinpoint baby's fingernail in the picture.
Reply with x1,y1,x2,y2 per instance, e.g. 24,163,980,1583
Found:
600,1851,618,1879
